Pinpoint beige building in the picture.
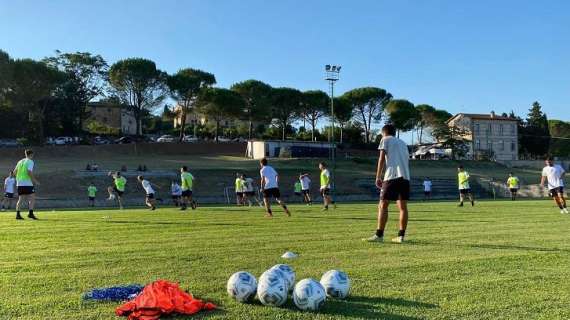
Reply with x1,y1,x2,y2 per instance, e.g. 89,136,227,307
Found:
447,112,519,161
84,101,137,135
172,104,251,130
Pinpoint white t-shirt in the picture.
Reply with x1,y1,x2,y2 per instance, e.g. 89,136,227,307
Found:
244,178,254,192
378,136,410,181
4,177,16,193
171,184,182,196
300,176,311,190
423,180,432,192
16,159,34,187
542,165,565,190
141,180,154,194
260,165,279,190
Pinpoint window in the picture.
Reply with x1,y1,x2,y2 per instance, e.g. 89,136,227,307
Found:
499,124,504,135
488,124,492,135
499,140,504,151
511,124,515,134
475,124,480,134
475,140,481,150
511,141,516,151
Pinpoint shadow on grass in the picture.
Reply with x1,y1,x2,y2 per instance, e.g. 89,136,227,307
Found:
407,239,570,253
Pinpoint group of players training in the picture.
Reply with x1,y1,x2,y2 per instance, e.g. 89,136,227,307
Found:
2,125,568,239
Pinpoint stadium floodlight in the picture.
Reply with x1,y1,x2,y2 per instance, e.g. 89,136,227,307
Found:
325,65,331,71
324,64,341,199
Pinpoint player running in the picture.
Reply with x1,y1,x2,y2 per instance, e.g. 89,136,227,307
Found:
1,172,16,211
180,166,197,211
13,149,39,220
107,171,127,210
137,175,159,210
423,177,432,201
259,158,290,217
319,162,335,211
365,124,410,243
171,181,182,207
242,174,261,207
540,157,567,214
235,173,245,206
457,166,475,207
300,173,312,205
506,172,520,201
87,182,97,207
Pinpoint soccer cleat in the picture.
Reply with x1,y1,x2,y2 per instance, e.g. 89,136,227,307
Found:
561,209,566,214
363,234,383,242
471,201,475,207
16,215,24,220
27,213,38,220
392,236,404,243
191,201,197,210
564,208,569,214
151,206,156,211
458,203,464,207
322,207,328,211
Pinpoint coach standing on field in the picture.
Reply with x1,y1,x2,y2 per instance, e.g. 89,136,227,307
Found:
14,149,40,220
364,124,410,243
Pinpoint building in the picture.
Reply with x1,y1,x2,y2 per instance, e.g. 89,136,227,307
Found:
447,112,519,161
246,140,334,159
172,104,262,132
84,101,137,135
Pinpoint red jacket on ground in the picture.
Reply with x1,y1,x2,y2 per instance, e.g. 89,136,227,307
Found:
116,280,216,320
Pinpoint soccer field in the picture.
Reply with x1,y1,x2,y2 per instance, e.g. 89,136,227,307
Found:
1,200,569,320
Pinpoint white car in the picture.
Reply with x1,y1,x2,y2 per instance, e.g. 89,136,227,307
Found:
53,137,73,145
156,135,176,143
183,135,199,143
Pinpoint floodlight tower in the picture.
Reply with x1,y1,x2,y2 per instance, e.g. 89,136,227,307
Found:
324,64,341,198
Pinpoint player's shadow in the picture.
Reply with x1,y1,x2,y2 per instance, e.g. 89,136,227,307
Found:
283,295,436,319
411,218,492,223
465,243,570,253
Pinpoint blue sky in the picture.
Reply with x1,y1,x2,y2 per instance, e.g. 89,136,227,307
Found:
1,0,569,123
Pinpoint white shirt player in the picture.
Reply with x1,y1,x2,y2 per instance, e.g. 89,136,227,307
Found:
423,180,432,192
244,178,255,192
542,164,565,190
141,179,155,195
300,176,311,191
171,183,182,196
378,136,410,181
4,177,16,194
260,165,279,190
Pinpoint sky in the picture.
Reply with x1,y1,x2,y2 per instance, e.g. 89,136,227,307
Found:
1,0,569,127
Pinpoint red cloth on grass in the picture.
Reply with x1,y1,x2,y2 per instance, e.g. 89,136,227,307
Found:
116,280,216,320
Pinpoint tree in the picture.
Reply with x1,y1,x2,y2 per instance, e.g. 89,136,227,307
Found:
333,96,353,144
109,58,166,135
434,125,470,160
342,87,392,144
270,87,303,140
548,120,570,157
301,90,329,141
196,88,244,142
385,99,417,137
167,68,216,141
0,50,12,106
519,101,550,158
414,104,436,144
230,80,272,139
9,59,67,142
44,51,108,129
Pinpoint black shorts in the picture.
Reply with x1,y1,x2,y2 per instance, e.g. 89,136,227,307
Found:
424,191,431,196
380,178,410,201
88,196,95,201
181,190,193,197
236,192,243,197
17,186,35,195
459,188,472,195
302,190,310,195
146,193,155,200
320,188,331,196
294,192,302,196
549,187,564,197
262,188,281,199
113,187,124,197
4,192,14,199
172,195,181,200
509,188,519,193
245,191,255,196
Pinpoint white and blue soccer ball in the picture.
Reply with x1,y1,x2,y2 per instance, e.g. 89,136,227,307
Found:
257,270,288,307
269,264,295,291
227,271,257,303
293,278,326,311
320,270,351,299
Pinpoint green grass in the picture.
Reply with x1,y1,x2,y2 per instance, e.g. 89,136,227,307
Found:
1,200,569,319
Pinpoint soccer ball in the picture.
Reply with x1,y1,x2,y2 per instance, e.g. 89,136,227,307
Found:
227,271,257,303
320,270,350,299
269,264,295,291
257,270,288,307
293,278,326,311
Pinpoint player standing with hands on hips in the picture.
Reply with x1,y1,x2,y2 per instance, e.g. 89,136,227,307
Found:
365,124,410,243
14,149,40,220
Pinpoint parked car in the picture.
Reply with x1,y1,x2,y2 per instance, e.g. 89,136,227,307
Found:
216,137,231,142
0,139,20,147
182,135,199,143
157,135,176,143
48,136,74,145
115,136,134,144
93,136,111,145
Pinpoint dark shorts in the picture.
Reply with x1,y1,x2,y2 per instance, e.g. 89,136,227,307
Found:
509,188,519,193
294,192,302,196
262,188,281,199
549,187,564,197
182,190,193,197
146,193,155,200
302,189,310,195
4,192,14,199
424,191,431,196
236,192,243,197
245,191,255,196
380,178,410,201
88,196,95,201
17,186,35,195
320,188,331,196
113,187,124,197
172,195,181,200
459,188,472,195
